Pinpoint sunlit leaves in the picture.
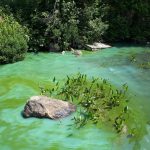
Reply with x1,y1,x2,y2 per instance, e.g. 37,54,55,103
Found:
0,7,29,64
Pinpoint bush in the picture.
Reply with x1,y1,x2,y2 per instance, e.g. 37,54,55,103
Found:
0,8,29,64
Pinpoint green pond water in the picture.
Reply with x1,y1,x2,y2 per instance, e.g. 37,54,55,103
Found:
0,45,150,150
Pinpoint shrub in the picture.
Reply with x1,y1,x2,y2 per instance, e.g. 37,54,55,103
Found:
0,8,29,64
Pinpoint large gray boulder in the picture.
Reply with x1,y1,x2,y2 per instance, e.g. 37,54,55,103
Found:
22,96,76,119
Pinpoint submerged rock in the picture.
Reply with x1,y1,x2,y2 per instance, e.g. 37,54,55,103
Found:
22,96,76,119
71,48,82,56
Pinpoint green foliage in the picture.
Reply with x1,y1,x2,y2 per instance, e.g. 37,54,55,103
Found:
0,0,108,51
46,0,79,51
103,0,150,43
78,0,108,44
0,0,149,51
27,0,108,51
0,8,29,64
40,73,147,140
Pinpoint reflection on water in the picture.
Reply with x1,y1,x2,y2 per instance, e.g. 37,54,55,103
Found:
0,45,150,150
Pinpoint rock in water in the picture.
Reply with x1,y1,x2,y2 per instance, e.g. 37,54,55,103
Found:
23,96,76,119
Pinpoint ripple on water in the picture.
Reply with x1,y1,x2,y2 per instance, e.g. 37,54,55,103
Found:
0,45,150,150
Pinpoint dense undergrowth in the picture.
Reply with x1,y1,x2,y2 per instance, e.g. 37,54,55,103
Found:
40,73,147,141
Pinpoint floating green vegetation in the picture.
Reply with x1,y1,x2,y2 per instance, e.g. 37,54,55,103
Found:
40,73,147,141
129,51,150,69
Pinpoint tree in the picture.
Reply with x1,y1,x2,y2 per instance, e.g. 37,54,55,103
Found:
46,0,79,51
102,0,150,43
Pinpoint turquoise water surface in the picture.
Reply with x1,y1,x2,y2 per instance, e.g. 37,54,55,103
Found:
0,45,150,150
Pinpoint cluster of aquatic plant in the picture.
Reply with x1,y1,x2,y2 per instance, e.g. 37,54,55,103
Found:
0,7,29,64
129,51,150,69
40,73,147,140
